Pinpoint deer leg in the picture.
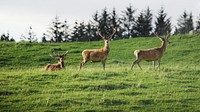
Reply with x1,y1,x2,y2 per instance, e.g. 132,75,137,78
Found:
131,61,136,70
101,60,106,70
137,63,142,70
153,61,155,70
158,59,161,70
131,60,138,70
80,60,87,70
131,59,142,70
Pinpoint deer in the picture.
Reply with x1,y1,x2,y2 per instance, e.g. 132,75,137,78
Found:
131,32,170,70
43,50,68,71
80,28,116,70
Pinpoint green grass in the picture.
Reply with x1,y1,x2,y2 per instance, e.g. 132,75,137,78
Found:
0,34,200,111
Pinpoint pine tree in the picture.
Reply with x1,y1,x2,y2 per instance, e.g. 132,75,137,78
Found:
143,7,153,37
110,8,121,39
99,8,112,35
92,8,115,40
85,22,97,41
155,7,172,35
47,16,64,42
62,20,70,42
42,33,47,42
78,21,87,42
135,12,145,37
0,33,15,42
121,4,136,38
177,11,194,34
135,7,153,37
21,26,37,43
71,21,79,42
187,13,194,32
71,21,90,42
196,14,200,29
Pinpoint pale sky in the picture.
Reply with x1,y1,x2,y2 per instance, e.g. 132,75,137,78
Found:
0,0,200,41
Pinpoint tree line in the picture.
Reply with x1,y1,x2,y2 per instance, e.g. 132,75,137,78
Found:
1,5,200,42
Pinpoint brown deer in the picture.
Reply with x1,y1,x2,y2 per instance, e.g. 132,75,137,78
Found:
44,51,68,71
80,28,116,70
131,32,170,70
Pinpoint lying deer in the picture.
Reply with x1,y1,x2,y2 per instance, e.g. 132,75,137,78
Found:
43,51,68,71
80,28,116,70
131,32,170,70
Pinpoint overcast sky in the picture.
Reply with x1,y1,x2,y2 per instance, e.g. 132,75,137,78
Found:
0,0,200,41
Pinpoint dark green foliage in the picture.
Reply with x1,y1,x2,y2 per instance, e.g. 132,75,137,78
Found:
0,33,15,42
135,7,153,37
154,7,172,35
196,14,200,29
47,16,70,42
176,11,194,34
121,4,136,38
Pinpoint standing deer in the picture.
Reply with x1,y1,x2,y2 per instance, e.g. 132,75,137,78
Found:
80,28,116,70
44,51,68,71
131,32,170,70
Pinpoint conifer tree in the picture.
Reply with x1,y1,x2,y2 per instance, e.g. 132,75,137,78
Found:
121,4,136,38
135,7,153,37
196,15,200,29
47,16,65,42
155,7,172,35
177,11,194,34
21,26,37,43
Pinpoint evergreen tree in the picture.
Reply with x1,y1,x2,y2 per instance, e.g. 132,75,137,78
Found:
42,33,47,42
21,26,37,43
92,11,102,41
85,21,97,41
187,13,194,31
99,8,112,35
110,8,121,39
47,16,64,42
155,7,172,35
62,20,70,42
93,8,115,40
135,11,145,37
0,33,14,42
121,4,136,38
143,7,153,37
196,14,200,29
71,21,79,42
78,21,87,42
135,7,153,37
71,21,90,42
177,11,194,34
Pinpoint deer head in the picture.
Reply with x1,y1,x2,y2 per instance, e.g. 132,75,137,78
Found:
50,50,68,63
155,31,170,44
97,28,116,44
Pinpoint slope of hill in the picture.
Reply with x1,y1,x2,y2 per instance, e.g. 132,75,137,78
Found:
0,34,200,111
0,34,199,69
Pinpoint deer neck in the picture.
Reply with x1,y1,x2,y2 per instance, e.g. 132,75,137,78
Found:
160,40,167,53
58,61,64,68
103,41,110,54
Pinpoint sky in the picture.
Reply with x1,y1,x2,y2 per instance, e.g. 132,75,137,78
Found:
0,0,200,41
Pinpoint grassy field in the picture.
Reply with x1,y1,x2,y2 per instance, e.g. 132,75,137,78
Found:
0,34,200,111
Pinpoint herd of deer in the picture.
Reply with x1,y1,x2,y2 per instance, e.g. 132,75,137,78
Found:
43,28,171,71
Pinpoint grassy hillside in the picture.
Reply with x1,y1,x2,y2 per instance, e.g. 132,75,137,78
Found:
0,34,200,111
